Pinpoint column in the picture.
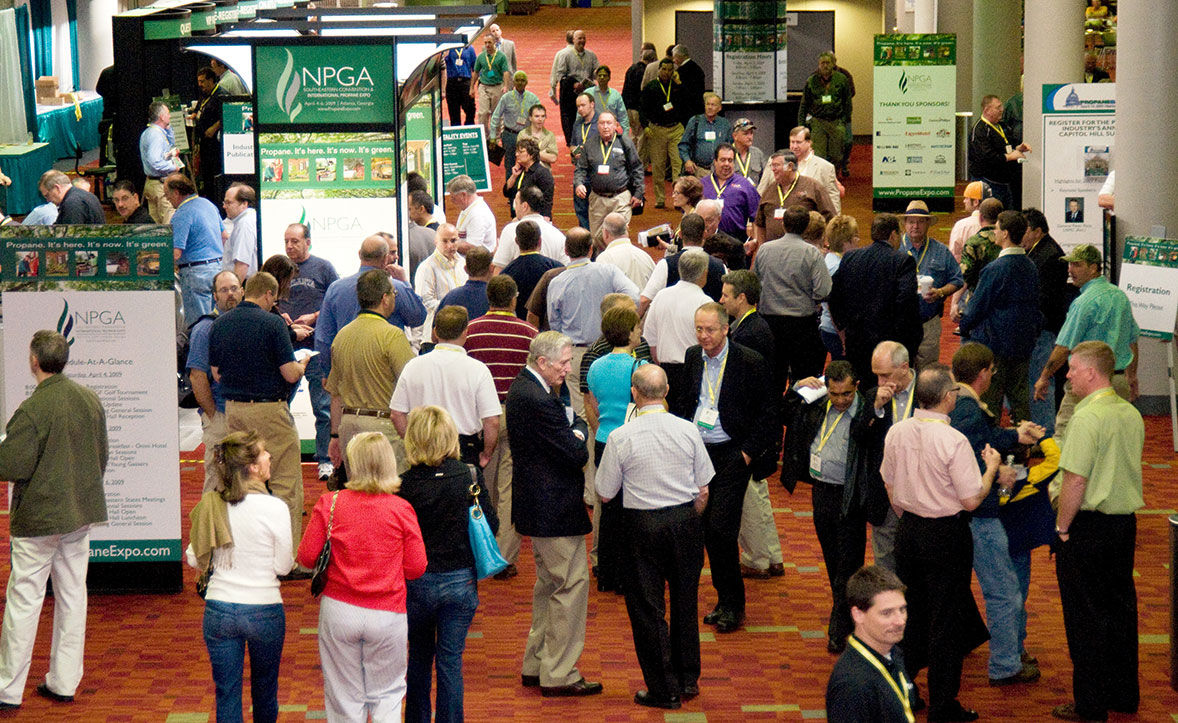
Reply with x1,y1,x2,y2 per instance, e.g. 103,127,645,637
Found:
937,0,972,115
631,0,643,62
914,0,937,33
970,0,1021,116
1115,3,1178,408
1021,0,1084,209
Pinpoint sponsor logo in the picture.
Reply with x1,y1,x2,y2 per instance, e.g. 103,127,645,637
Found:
877,144,899,150
897,69,934,94
907,156,923,163
936,129,951,137
930,143,953,149
905,143,923,150
934,155,948,164
881,156,897,164
906,131,931,137
906,117,922,125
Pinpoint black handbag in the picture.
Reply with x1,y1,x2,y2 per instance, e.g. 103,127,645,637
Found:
196,561,214,599
310,492,339,597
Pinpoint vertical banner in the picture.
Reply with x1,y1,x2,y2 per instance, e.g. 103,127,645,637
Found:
222,101,255,175
713,0,787,102
872,34,957,205
1120,236,1178,341
1041,83,1115,253
441,125,492,193
0,225,180,571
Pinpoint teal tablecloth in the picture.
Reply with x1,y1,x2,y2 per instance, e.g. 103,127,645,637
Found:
0,143,53,216
35,95,104,161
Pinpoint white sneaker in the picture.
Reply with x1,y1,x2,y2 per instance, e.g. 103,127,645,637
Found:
318,462,334,481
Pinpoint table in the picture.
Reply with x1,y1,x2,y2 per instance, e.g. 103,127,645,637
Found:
0,143,53,216
35,91,104,161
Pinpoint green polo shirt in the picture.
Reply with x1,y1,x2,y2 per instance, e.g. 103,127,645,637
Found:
474,49,510,86
1056,276,1140,370
1059,387,1144,514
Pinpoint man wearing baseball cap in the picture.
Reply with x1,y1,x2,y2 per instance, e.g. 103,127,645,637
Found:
899,200,963,369
1033,243,1139,448
731,119,765,188
950,181,989,261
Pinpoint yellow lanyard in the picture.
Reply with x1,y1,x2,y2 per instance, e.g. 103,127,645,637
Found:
735,308,755,330
433,250,459,287
815,400,848,453
981,118,1008,145
735,150,751,178
600,138,615,164
777,176,798,206
487,311,516,317
891,383,915,421
1087,388,1118,404
516,168,526,189
580,123,589,145
907,238,930,274
565,260,590,270
660,81,672,103
847,637,915,723
915,416,949,425
710,174,731,198
637,407,666,417
704,350,728,406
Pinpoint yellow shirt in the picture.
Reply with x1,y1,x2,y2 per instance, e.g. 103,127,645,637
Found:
324,312,414,410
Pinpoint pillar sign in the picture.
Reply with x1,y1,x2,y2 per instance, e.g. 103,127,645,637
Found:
712,0,788,102
1040,83,1115,253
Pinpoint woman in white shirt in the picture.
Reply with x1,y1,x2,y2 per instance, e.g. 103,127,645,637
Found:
187,430,294,723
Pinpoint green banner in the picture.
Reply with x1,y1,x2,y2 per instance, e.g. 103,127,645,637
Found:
223,102,254,134
143,16,192,40
89,539,182,562
0,226,174,288
238,0,258,19
874,33,957,66
873,186,955,199
259,132,397,195
191,8,217,33
256,45,394,125
404,97,435,188
215,6,239,25
441,125,491,193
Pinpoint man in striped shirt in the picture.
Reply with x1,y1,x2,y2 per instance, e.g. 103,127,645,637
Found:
466,275,538,579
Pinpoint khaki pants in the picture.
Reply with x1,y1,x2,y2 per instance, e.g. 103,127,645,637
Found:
871,507,899,573
738,478,783,569
646,122,683,205
588,189,631,247
627,109,647,165
143,178,174,223
917,315,943,369
810,116,845,166
482,405,521,564
522,535,589,686
200,411,229,492
338,414,407,479
226,401,304,554
477,82,506,138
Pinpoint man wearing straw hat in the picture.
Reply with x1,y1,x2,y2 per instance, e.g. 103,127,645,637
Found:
898,200,963,369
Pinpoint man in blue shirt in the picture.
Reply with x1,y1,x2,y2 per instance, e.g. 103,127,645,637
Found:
315,235,427,379
165,173,223,328
443,45,477,126
185,269,242,491
440,247,493,321
898,200,964,369
139,101,183,222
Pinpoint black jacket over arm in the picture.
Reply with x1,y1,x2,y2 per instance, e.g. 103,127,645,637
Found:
780,390,866,499
829,240,922,362
671,341,779,480
845,386,894,525
506,369,591,538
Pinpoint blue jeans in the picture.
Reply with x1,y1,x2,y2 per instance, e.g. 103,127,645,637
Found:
969,517,1022,678
574,194,589,231
203,600,285,723
304,355,332,463
1027,329,1056,436
1010,549,1031,654
179,263,220,329
405,568,479,723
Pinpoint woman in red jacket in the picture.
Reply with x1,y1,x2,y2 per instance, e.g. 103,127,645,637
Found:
297,432,428,722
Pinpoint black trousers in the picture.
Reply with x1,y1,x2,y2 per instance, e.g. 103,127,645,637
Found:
764,313,826,390
594,441,627,591
661,362,688,417
702,441,750,614
622,502,704,699
1056,511,1139,719
811,480,866,644
445,76,476,126
896,511,989,718
559,76,580,146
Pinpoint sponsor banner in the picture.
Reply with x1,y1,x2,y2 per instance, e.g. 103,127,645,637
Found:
712,0,787,102
1041,83,1115,253
223,102,255,175
255,45,394,125
0,226,173,284
259,135,397,191
441,125,492,193
1121,236,1178,341
873,34,956,202
2,288,180,560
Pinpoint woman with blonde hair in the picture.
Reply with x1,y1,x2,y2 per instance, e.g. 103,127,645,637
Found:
296,432,427,722
820,214,860,360
802,210,827,250
398,406,497,723
186,430,293,723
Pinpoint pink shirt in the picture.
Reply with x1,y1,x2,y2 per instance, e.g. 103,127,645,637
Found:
880,409,982,518
949,211,982,261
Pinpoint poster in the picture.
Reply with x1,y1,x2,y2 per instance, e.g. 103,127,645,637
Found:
1121,236,1178,341
0,225,179,563
712,0,787,102
255,45,394,125
1041,83,1115,253
441,125,491,193
872,34,957,202
222,102,255,175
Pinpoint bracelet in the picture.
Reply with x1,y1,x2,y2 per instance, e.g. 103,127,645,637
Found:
1055,526,1068,535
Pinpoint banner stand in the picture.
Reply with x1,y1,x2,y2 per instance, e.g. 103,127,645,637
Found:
1121,235,1178,453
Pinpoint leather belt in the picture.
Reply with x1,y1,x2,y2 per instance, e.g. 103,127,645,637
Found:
341,407,391,419
177,257,222,269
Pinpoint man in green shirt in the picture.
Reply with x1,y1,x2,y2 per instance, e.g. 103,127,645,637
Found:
1052,340,1143,723
472,33,511,139
0,330,108,709
1034,244,1139,444
798,52,852,168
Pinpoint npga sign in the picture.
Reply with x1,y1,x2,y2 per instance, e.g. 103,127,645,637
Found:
256,45,393,125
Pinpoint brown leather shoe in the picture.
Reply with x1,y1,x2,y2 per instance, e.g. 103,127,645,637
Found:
541,678,603,697
740,564,770,579
493,564,518,580
768,563,785,576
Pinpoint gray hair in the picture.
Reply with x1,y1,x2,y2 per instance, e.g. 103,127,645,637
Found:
38,170,70,191
873,340,909,367
446,174,477,195
677,248,709,285
528,331,572,366
602,212,628,239
696,198,721,220
631,364,668,401
915,364,956,409
672,44,690,60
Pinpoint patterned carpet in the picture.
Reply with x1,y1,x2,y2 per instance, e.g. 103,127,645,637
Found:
0,5,1173,722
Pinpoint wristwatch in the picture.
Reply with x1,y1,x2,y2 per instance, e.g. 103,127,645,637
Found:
1055,526,1069,536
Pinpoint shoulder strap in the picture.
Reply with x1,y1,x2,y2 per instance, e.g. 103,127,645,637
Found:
325,491,339,540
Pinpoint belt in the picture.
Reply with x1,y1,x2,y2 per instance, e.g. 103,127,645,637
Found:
146,175,165,180
341,407,391,419
177,257,222,269
1114,369,1127,375
503,127,523,134
458,432,484,445
226,397,284,404
591,189,624,198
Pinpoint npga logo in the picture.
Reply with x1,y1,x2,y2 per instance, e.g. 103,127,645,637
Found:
274,49,376,122
300,206,365,235
56,299,125,345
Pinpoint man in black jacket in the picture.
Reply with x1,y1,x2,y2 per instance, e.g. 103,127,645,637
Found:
829,214,922,386
670,302,777,633
1020,208,1077,430
782,361,868,652
506,331,602,698
38,171,103,225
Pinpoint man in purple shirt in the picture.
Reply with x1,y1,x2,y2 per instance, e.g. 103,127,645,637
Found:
701,143,760,243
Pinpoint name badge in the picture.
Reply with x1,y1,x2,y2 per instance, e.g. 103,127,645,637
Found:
1005,144,1013,154
821,94,833,104
455,59,463,67
565,405,575,425
704,131,716,141
774,207,785,219
810,452,823,477
697,407,719,429
458,230,468,239
715,199,724,212
597,164,611,175
612,146,623,154
663,102,674,112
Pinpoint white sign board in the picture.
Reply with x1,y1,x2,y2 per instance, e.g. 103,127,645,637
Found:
1041,83,1115,253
